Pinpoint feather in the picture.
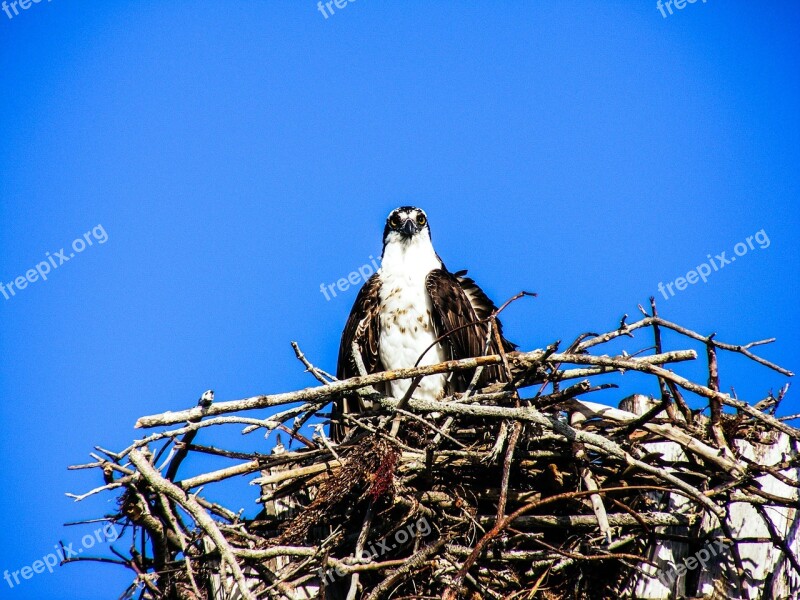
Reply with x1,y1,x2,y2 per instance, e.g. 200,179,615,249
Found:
331,273,383,442
426,269,514,390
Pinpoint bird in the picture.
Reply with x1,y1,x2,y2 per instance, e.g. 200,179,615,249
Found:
198,389,214,408
330,206,515,442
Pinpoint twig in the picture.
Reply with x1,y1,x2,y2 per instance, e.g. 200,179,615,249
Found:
292,341,336,384
128,449,256,600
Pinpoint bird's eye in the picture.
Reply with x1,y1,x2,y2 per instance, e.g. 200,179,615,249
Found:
390,214,402,228
416,214,427,226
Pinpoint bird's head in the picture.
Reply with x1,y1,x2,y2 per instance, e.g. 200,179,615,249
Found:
383,206,430,245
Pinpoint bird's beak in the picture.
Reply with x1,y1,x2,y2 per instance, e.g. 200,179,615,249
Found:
402,219,418,236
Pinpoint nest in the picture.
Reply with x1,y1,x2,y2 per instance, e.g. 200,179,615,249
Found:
68,300,800,599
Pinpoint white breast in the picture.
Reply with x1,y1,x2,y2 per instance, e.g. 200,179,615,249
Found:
378,232,448,401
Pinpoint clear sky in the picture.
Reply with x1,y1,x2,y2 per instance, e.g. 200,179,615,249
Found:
1,1,798,597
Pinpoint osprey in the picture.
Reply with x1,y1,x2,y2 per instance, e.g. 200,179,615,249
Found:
331,206,515,442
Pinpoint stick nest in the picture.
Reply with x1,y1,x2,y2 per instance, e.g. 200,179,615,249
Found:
68,300,799,600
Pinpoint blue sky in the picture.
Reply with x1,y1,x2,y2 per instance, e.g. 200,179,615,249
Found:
1,1,798,597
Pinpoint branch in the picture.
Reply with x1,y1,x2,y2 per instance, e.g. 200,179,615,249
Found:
128,449,256,600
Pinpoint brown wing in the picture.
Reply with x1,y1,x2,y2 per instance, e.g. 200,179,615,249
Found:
454,269,516,353
426,269,514,391
331,273,383,442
